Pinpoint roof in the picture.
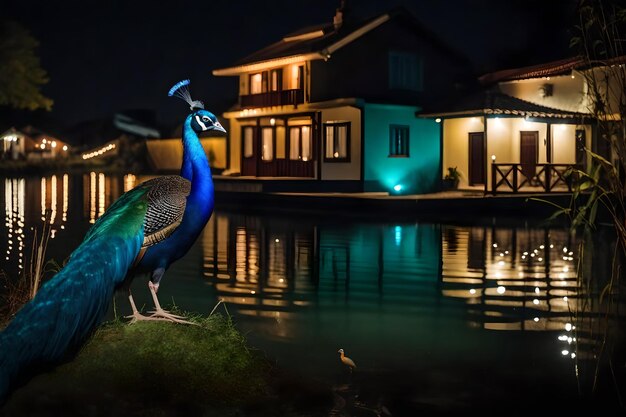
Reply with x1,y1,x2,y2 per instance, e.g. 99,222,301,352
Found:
480,55,626,85
420,89,591,119
213,7,470,76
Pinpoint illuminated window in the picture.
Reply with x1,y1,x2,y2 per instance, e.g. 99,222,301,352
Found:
324,122,350,162
261,127,274,161
250,73,263,94
389,125,409,157
289,126,312,161
243,127,254,158
389,51,422,91
250,69,282,94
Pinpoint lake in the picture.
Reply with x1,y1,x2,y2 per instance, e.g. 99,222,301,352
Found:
1,173,624,415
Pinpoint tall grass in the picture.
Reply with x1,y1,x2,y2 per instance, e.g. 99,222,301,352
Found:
0,214,54,324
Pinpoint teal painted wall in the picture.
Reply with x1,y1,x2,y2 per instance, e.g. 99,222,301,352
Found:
364,104,441,194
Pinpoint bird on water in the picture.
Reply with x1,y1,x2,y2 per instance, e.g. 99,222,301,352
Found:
0,79,225,403
338,348,357,372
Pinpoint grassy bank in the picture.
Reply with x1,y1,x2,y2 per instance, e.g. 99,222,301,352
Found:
0,314,271,416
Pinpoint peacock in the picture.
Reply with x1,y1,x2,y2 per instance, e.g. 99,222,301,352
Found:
0,79,225,403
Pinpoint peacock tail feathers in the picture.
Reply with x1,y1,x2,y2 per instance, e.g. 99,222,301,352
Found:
0,188,149,403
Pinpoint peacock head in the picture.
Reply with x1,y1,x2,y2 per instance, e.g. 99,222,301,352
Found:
190,109,226,133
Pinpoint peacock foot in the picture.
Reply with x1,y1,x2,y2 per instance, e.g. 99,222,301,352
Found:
147,308,199,325
125,310,170,325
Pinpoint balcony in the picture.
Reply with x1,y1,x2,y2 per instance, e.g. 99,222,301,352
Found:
240,89,304,109
491,163,581,194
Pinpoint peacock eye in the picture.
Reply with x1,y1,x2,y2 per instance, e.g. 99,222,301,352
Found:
201,116,210,122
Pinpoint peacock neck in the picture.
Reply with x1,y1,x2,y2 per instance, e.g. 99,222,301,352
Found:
181,116,214,212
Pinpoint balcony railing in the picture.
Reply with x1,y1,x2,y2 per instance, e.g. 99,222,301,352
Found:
490,163,581,194
240,89,304,109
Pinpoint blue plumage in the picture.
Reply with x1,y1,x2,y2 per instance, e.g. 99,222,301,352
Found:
0,81,225,403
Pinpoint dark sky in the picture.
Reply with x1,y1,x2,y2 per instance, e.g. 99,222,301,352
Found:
4,0,578,132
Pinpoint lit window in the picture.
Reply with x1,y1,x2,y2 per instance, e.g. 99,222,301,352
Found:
324,123,349,162
261,127,274,161
250,73,263,94
243,127,254,158
389,125,409,157
289,126,312,161
389,51,422,91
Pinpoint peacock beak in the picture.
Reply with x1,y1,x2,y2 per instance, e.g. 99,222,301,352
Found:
213,122,226,133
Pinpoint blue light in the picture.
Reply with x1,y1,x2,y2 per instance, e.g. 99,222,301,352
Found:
393,184,402,192
395,225,402,246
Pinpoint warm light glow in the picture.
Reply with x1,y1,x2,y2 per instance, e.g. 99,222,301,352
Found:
496,286,505,294
270,118,276,126
561,350,569,356
565,323,572,331
533,299,539,305
275,238,280,243
42,138,47,144
469,289,476,294
51,141,57,148
62,145,68,151
435,118,442,123
491,154,496,162
533,317,539,322
40,143,45,149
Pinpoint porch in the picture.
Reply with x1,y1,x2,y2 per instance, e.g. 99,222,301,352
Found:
490,162,579,194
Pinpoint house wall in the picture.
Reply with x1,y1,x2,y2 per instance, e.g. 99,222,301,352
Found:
442,117,484,188
499,74,588,113
311,14,471,106
320,106,362,180
364,103,440,194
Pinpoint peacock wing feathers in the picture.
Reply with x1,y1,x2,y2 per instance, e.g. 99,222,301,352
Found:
141,175,190,248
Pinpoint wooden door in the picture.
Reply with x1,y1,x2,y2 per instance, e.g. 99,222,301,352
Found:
241,126,257,176
520,131,538,180
469,132,485,185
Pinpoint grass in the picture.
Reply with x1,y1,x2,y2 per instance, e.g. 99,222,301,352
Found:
0,312,271,417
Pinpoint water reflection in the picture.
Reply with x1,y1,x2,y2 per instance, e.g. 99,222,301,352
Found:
1,174,623,411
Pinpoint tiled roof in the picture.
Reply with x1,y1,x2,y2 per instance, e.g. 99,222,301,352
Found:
213,7,471,76
480,55,626,84
420,89,591,119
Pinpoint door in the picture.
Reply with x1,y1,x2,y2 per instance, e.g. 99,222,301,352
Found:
241,126,257,176
520,131,538,180
469,132,485,185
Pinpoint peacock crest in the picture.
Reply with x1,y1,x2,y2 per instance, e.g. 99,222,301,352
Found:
168,79,204,110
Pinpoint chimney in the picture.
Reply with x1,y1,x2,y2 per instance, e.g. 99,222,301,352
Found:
333,0,346,29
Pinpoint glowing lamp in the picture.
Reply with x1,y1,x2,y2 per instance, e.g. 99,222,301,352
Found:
435,118,442,123
62,145,68,151
393,184,402,192
491,154,496,162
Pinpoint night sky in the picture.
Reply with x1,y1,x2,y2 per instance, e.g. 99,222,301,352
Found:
3,0,578,133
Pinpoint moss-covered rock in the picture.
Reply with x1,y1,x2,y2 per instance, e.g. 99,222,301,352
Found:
0,314,269,416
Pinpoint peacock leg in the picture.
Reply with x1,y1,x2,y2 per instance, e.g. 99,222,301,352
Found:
125,290,167,324
146,268,196,325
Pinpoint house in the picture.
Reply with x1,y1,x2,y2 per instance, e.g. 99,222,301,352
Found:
423,57,604,193
212,5,472,194
1,126,71,160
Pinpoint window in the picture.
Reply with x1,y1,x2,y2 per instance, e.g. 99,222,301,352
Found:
389,125,409,157
389,51,422,91
261,127,274,161
289,126,312,161
324,122,350,162
243,127,254,158
250,69,282,94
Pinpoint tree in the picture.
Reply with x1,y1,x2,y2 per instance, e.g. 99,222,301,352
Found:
0,19,53,111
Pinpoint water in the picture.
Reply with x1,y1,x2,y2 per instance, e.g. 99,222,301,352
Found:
1,173,624,414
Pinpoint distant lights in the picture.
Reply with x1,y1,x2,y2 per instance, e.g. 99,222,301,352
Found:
40,143,45,149
565,323,572,331
561,350,569,356
82,143,116,160
270,118,276,126
51,141,57,148
62,145,68,151
533,317,539,322
469,288,476,295
496,286,506,294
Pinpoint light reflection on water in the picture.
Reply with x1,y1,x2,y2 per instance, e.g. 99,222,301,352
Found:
0,173,623,411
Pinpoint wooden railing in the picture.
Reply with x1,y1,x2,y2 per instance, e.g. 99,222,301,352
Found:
240,89,304,108
490,163,580,194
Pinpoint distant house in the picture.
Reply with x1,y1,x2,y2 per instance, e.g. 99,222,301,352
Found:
423,57,608,193
213,6,471,194
1,126,71,160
